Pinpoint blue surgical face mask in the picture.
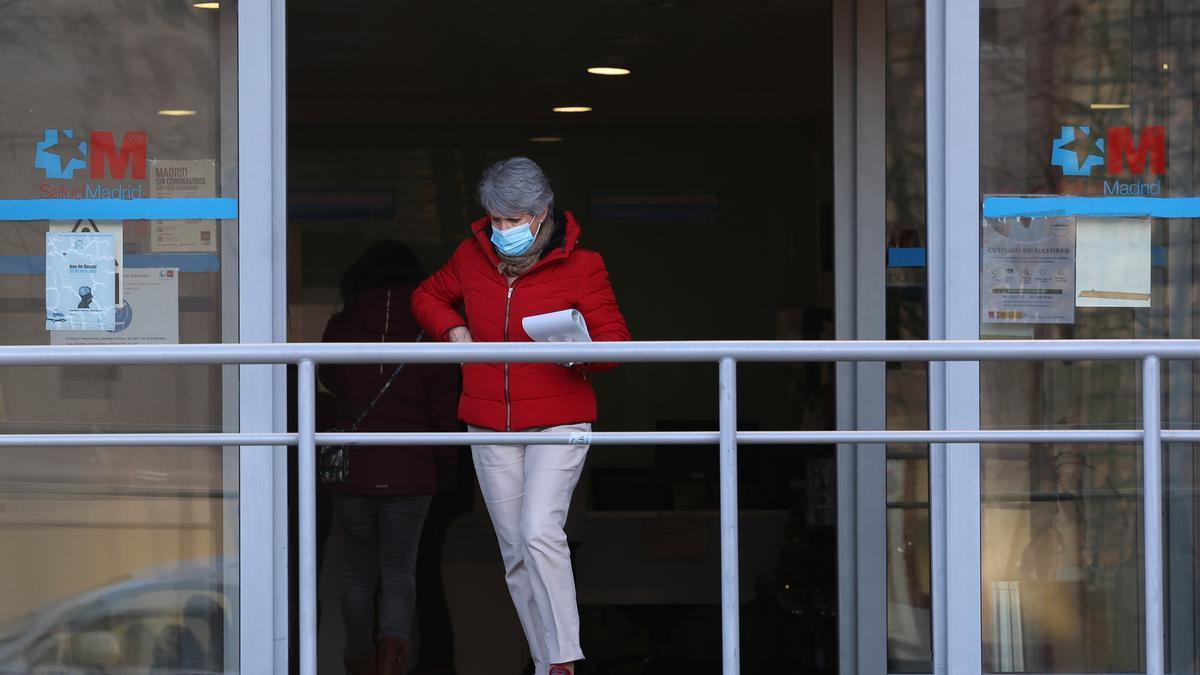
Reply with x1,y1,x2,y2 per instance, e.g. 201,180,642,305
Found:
491,219,537,256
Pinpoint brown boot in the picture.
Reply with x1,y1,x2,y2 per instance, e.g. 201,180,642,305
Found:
376,636,409,675
344,648,377,675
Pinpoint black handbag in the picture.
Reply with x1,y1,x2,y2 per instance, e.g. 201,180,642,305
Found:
318,331,423,484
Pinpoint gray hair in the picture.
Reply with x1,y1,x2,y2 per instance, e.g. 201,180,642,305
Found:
478,157,555,218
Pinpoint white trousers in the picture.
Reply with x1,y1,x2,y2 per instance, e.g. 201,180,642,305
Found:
470,423,590,670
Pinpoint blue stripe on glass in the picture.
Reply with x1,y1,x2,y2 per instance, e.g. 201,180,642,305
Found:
0,254,219,275
888,247,927,268
983,196,1200,219
0,198,237,220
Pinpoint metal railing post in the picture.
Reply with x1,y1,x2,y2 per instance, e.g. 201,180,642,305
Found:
297,359,318,675
718,356,740,674
1143,355,1164,675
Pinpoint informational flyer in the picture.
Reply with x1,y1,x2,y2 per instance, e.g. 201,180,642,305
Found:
46,232,116,331
981,215,1076,325
149,159,217,252
50,220,123,305
51,269,179,345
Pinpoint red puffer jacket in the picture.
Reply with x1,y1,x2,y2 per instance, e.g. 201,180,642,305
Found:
411,210,630,431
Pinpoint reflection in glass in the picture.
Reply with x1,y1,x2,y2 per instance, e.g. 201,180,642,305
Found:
980,0,1200,670
886,0,932,670
981,442,1142,672
0,1,239,671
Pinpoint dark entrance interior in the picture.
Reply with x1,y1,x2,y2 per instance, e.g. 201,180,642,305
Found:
287,1,836,672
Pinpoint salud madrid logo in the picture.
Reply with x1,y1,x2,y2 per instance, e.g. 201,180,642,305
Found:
35,129,148,199
1050,125,1165,195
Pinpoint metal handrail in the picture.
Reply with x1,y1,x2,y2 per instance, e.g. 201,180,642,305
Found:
0,338,1186,675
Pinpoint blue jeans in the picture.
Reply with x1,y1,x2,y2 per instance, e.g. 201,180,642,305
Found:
334,494,432,654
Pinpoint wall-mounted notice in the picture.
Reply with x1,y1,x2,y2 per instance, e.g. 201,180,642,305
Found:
149,159,217,252
981,215,1076,325
46,232,116,331
50,220,123,305
51,269,179,345
1075,216,1152,308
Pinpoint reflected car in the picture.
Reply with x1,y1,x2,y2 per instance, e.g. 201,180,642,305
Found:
0,557,237,674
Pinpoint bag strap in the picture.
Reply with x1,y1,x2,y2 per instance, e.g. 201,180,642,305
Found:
347,330,424,432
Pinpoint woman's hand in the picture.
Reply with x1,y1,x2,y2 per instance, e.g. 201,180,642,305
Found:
447,326,474,343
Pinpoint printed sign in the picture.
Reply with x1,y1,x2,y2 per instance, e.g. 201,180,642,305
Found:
982,215,1076,325
149,159,217,252
46,232,116,331
51,269,179,345
50,220,123,304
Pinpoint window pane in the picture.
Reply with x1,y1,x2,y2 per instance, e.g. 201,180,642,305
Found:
980,0,1200,670
0,2,239,671
887,0,932,670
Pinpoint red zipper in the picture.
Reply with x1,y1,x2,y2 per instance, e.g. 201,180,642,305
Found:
503,280,517,431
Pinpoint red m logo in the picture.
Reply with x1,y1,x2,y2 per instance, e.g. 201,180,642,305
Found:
89,131,147,180
1106,126,1166,175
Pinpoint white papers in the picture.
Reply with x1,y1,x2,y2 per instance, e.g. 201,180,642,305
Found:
51,269,180,345
149,159,218,252
46,232,116,331
1075,216,1151,308
522,309,591,343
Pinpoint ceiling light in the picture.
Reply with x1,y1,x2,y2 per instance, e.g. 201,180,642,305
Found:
553,106,592,113
1163,63,1170,71
530,136,564,143
587,67,631,76
193,2,220,8
158,109,198,116
1090,103,1130,110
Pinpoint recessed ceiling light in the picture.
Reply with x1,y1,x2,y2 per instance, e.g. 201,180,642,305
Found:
158,109,198,116
193,2,220,8
1090,103,1130,110
587,67,631,76
553,106,592,113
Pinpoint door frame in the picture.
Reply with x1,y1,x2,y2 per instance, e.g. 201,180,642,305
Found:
832,0,888,673
834,0,983,673
247,0,988,672
238,0,289,672
923,1,982,674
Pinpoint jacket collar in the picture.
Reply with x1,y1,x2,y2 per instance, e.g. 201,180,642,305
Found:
470,209,581,272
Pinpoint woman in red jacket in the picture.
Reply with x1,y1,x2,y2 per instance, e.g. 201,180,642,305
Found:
412,157,629,675
321,241,462,675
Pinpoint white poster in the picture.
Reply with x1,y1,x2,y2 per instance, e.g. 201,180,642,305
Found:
1075,216,1152,308
982,215,1076,325
51,269,180,345
50,220,123,305
46,232,116,331
149,159,217,252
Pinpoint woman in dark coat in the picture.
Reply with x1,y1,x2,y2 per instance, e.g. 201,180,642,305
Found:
320,241,462,675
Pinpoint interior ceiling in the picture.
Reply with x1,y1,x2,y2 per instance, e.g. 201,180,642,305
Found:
288,0,831,127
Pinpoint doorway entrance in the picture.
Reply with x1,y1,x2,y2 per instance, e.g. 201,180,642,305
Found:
287,1,835,673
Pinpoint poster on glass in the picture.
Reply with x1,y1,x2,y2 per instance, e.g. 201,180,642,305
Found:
981,214,1075,325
